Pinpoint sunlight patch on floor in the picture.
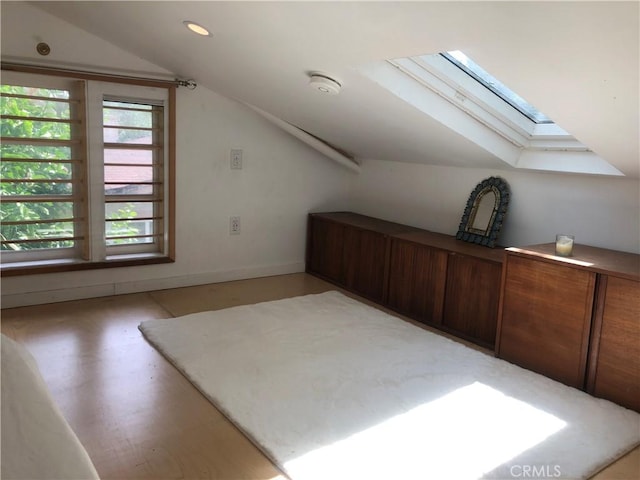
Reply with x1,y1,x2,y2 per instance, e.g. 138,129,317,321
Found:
285,382,566,480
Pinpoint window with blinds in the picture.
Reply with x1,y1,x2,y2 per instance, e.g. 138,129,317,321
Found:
0,68,174,274
103,99,164,253
0,78,86,261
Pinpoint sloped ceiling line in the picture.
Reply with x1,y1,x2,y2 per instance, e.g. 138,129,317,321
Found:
245,103,361,174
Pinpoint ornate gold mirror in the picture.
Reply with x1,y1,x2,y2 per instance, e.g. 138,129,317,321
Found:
456,176,510,247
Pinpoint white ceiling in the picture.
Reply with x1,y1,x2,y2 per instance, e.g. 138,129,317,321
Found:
18,2,640,177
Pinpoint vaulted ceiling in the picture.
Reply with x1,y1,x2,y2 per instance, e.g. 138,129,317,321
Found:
6,1,640,177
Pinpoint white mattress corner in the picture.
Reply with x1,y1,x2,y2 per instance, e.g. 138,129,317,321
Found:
1,334,100,480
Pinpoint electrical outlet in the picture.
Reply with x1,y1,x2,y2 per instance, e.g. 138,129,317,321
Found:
230,216,241,235
230,149,243,170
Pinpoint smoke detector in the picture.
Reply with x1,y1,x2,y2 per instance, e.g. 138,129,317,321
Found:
309,74,341,95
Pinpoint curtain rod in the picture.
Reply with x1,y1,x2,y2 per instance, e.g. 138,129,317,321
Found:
1,62,197,89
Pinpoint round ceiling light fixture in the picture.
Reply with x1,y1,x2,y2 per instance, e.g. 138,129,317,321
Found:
183,20,212,37
308,74,341,95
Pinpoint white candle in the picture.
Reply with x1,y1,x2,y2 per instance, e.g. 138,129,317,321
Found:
555,234,574,257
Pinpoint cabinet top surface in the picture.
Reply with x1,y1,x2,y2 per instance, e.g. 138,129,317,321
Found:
394,231,505,263
507,243,640,281
310,212,504,263
309,212,422,235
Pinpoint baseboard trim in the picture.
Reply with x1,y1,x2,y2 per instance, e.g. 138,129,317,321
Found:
1,262,305,308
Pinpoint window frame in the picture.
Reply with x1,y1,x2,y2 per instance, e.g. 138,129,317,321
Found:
1,65,176,276
440,51,553,125
102,98,165,255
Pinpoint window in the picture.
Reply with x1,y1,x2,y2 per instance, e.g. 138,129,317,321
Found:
1,69,175,274
440,51,553,124
103,99,164,253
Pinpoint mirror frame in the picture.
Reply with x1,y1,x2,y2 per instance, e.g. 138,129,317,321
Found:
456,176,510,248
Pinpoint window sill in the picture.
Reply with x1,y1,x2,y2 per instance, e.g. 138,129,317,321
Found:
0,254,174,277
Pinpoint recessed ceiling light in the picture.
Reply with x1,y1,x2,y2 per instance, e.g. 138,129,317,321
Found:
183,20,212,37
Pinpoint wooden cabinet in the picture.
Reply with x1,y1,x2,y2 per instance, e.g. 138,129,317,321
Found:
388,231,504,347
497,253,595,388
343,227,388,301
588,276,640,411
306,212,418,303
497,243,640,411
387,238,448,325
307,213,504,348
307,216,345,284
443,254,502,348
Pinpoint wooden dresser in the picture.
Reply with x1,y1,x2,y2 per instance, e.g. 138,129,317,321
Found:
388,231,503,347
306,212,420,303
496,243,640,411
306,212,504,349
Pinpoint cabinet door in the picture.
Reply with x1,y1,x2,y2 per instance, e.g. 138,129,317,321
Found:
443,254,501,348
497,254,596,388
588,276,640,411
344,228,387,302
307,217,345,285
387,239,447,324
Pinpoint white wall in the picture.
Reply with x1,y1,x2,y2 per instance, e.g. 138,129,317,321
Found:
0,3,352,307
350,159,640,254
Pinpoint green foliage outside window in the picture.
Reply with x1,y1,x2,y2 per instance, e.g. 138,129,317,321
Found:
1,85,75,250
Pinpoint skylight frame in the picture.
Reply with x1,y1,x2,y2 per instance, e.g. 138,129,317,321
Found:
360,52,623,176
390,52,580,145
440,51,553,125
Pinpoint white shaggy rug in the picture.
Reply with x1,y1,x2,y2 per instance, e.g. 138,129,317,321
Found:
139,291,639,480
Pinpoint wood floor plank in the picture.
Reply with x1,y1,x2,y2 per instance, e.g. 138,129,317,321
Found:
590,447,640,479
1,291,285,480
149,273,332,317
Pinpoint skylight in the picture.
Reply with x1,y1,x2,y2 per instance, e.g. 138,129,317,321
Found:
357,51,624,175
441,51,553,125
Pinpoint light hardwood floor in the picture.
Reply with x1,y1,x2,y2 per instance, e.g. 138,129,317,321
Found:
1,273,638,479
